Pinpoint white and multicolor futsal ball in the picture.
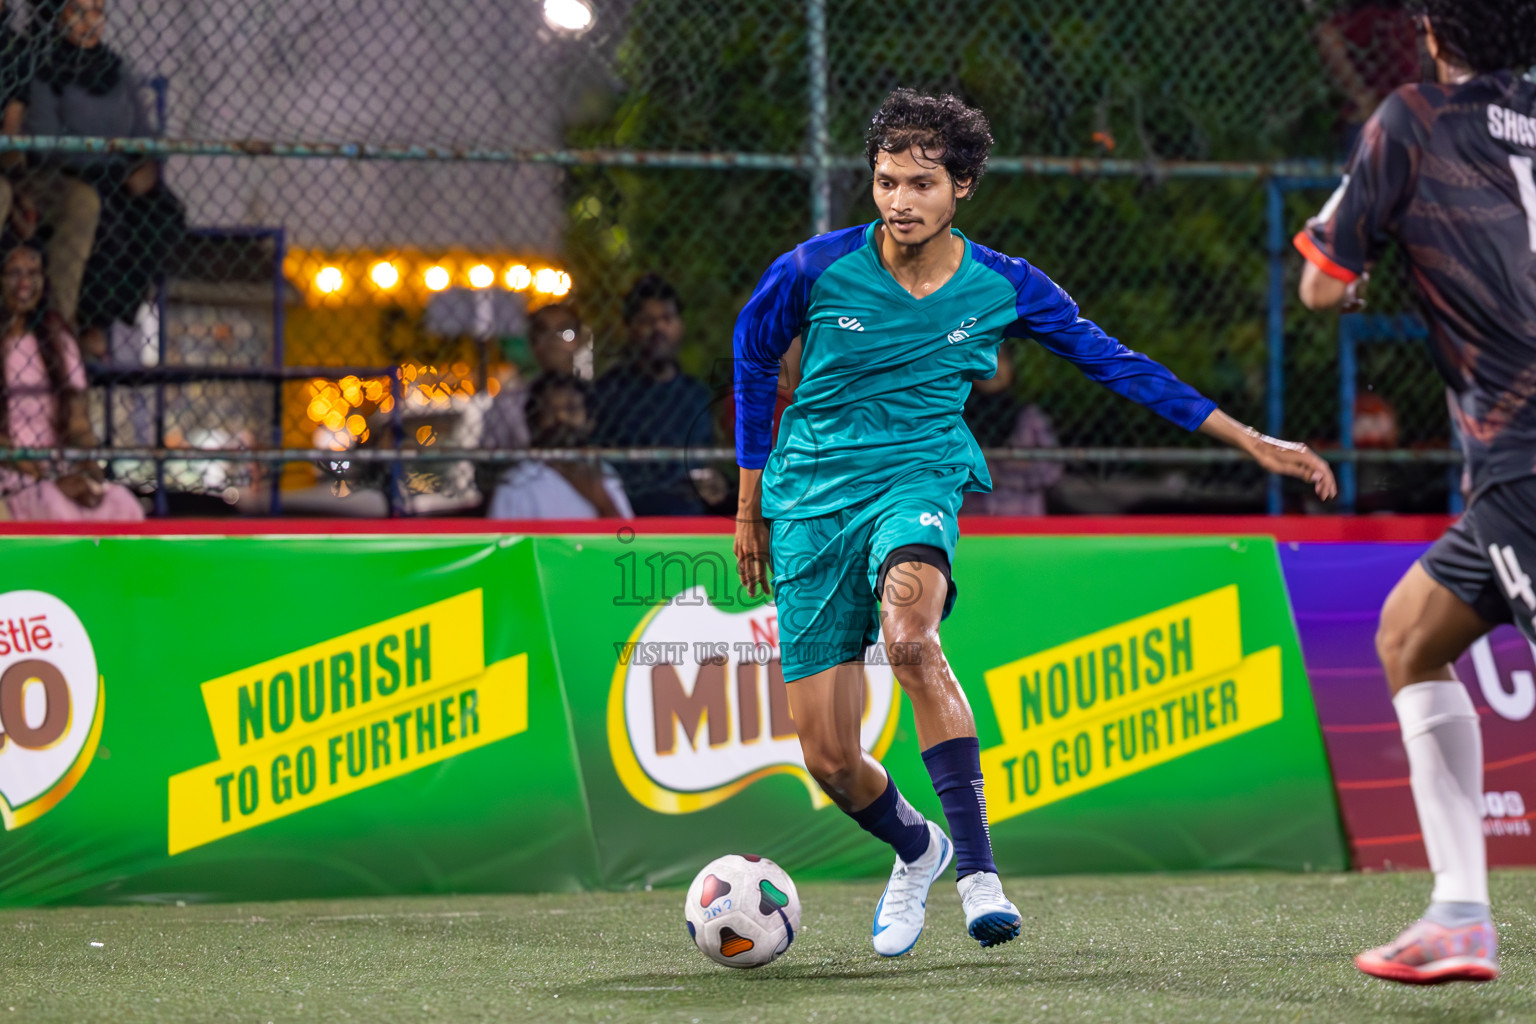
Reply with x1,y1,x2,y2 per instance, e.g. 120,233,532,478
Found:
684,854,801,968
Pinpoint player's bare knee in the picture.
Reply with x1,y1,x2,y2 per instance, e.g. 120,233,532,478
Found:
887,632,944,692
798,736,860,789
882,612,936,653
1378,618,1457,695
1374,612,1409,684
805,756,859,797
1393,626,1452,691
889,655,931,694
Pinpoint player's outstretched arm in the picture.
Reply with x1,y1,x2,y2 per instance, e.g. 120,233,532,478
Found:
999,253,1338,501
1197,408,1338,500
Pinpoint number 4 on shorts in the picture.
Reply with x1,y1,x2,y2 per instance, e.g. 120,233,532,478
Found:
1490,543,1536,611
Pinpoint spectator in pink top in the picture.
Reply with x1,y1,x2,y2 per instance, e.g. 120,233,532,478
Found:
0,244,141,520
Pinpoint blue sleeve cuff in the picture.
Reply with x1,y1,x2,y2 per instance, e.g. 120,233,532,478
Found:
1184,396,1220,433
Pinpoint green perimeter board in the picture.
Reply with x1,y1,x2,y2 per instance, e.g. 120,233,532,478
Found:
948,535,1346,874
535,534,1346,889
0,535,600,905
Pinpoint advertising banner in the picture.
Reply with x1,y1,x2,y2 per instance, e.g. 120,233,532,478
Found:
0,530,1346,904
0,536,600,905
1281,543,1536,870
540,533,1346,888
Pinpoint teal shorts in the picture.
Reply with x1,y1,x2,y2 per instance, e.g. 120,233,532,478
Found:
769,469,966,682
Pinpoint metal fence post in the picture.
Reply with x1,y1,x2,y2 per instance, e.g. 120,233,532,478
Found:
1264,178,1285,515
805,0,832,236
269,228,287,516
153,286,169,517
388,368,405,518
1338,316,1358,512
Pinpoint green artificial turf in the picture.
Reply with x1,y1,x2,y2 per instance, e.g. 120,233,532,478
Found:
1,871,1534,1023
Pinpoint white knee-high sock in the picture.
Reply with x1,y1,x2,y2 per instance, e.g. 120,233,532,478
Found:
1393,681,1488,906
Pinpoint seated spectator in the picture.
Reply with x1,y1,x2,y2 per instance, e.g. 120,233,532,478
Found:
1353,391,1399,449
591,274,719,515
962,404,1061,516
481,302,586,452
959,346,1061,514
1351,390,1403,513
25,0,183,352
488,373,632,519
963,344,1022,448
0,244,141,520
1311,1,1419,155
0,3,31,207
5,0,114,331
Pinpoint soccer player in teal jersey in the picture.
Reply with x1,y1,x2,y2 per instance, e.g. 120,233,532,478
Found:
732,89,1337,957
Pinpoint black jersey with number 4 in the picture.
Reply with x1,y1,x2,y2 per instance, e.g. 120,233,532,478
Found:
1296,71,1536,500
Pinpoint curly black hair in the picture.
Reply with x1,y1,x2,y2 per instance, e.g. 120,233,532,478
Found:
1417,0,1536,73
864,89,994,197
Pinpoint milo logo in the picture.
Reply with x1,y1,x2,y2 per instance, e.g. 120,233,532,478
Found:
607,586,900,814
0,591,103,830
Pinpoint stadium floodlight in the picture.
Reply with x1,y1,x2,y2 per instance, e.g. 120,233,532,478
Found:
543,0,593,33
553,271,572,297
315,266,344,294
534,267,560,294
370,261,400,289
505,264,532,291
469,263,495,288
424,265,451,291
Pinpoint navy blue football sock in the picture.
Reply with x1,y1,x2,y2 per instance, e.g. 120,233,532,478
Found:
848,774,931,864
921,736,997,879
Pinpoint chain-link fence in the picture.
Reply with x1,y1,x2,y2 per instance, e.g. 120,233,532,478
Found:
0,0,1455,520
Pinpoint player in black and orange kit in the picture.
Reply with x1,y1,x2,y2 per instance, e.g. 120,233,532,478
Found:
1295,0,1536,985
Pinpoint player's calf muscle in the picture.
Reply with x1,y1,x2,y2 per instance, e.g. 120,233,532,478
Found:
888,644,977,745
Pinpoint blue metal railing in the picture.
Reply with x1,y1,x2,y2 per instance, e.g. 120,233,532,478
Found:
1266,175,1347,514
1336,313,1462,515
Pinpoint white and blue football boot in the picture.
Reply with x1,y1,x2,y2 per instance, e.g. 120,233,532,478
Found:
871,821,953,957
958,870,1021,948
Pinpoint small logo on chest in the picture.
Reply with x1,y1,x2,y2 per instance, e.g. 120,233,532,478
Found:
947,318,978,344
836,316,865,332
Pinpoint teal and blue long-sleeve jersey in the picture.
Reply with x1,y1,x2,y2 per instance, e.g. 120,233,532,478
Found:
733,221,1217,520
